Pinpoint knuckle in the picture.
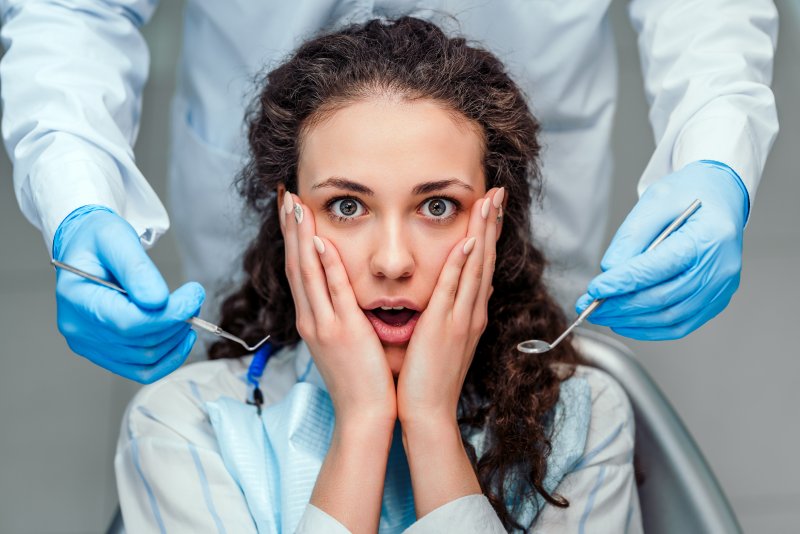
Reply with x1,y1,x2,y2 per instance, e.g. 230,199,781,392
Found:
140,347,162,365
445,284,458,300
137,371,157,385
717,220,740,243
662,306,681,325
486,252,497,271
299,266,316,284
295,320,312,340
115,314,139,333
57,315,77,338
472,315,488,335
316,327,335,345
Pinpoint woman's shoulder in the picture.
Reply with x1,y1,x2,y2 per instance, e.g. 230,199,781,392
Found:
120,345,300,445
120,357,252,445
571,364,633,417
568,364,635,466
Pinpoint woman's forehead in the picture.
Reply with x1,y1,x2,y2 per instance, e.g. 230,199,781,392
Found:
297,98,485,196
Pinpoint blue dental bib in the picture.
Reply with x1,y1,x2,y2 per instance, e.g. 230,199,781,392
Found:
206,347,591,533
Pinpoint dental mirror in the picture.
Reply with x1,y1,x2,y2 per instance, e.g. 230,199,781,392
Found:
517,199,702,355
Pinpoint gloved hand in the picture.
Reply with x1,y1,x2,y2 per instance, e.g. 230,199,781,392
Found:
53,205,205,383
575,160,749,340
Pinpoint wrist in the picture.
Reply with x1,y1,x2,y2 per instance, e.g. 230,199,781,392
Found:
695,159,750,225
52,204,116,260
335,410,397,443
401,415,481,517
313,411,395,533
400,414,460,450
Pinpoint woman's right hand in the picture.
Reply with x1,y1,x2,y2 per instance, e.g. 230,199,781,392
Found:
280,190,397,428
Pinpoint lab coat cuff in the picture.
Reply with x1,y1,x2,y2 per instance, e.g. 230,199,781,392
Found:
403,494,506,534
296,504,353,534
671,113,760,210
28,155,126,253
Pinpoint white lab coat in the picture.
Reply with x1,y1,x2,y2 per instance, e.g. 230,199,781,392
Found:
0,0,779,310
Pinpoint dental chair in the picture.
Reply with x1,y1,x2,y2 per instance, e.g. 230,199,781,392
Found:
106,329,742,534
572,329,742,534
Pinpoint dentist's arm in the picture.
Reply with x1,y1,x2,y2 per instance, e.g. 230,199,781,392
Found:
1,1,201,381
578,0,779,339
0,0,169,248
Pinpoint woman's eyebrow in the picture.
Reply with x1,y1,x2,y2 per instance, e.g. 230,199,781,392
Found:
311,176,474,195
413,178,475,195
311,177,374,195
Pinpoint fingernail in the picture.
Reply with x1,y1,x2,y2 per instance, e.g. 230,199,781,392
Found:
481,198,491,219
313,235,325,254
294,203,304,224
493,187,505,209
279,204,286,226
283,191,294,216
463,237,477,255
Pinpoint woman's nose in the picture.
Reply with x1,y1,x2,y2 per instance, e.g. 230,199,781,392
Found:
369,224,414,279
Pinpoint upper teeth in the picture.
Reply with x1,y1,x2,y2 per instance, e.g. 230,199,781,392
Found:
380,306,405,310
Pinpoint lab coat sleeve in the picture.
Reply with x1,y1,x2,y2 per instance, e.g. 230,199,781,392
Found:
532,367,642,533
0,0,169,252
629,0,779,208
115,371,259,533
296,504,355,534
403,494,507,534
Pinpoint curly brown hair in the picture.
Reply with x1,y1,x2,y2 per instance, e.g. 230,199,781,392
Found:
209,16,586,532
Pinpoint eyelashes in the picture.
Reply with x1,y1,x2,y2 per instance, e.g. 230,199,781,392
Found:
323,195,463,225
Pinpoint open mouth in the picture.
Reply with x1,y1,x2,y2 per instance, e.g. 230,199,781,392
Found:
363,307,421,344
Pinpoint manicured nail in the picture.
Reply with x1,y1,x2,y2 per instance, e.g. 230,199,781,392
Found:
279,203,286,226
481,198,491,219
294,203,304,224
313,235,325,254
283,191,294,216
493,187,505,209
463,237,477,255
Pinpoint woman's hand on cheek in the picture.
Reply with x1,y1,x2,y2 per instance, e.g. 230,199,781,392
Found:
281,192,397,429
396,187,503,427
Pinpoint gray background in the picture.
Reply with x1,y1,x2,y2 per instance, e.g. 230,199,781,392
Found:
0,1,797,532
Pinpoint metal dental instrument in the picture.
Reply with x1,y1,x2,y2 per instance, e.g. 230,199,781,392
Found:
517,199,703,354
51,259,270,352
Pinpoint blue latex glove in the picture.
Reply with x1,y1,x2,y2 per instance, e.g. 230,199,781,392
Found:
53,205,205,383
575,160,749,340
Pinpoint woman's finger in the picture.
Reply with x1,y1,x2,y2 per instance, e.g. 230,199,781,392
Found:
476,187,502,308
453,189,494,315
292,196,334,325
312,235,364,318
281,191,313,322
427,235,476,315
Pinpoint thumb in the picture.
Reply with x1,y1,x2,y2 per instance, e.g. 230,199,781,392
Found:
601,192,686,272
95,216,170,310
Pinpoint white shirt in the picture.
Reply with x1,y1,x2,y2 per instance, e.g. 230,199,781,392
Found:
0,1,779,306
115,340,643,533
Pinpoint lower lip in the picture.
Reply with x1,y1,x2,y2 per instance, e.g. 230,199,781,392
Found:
364,310,420,344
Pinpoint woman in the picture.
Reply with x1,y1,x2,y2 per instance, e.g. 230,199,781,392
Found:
116,17,641,533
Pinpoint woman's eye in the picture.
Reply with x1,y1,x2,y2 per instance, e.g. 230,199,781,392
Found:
421,197,459,223
326,197,366,222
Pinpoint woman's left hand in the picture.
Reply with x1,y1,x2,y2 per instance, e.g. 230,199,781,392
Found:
396,187,504,426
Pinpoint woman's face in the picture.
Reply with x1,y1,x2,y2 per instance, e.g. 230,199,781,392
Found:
281,97,492,375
